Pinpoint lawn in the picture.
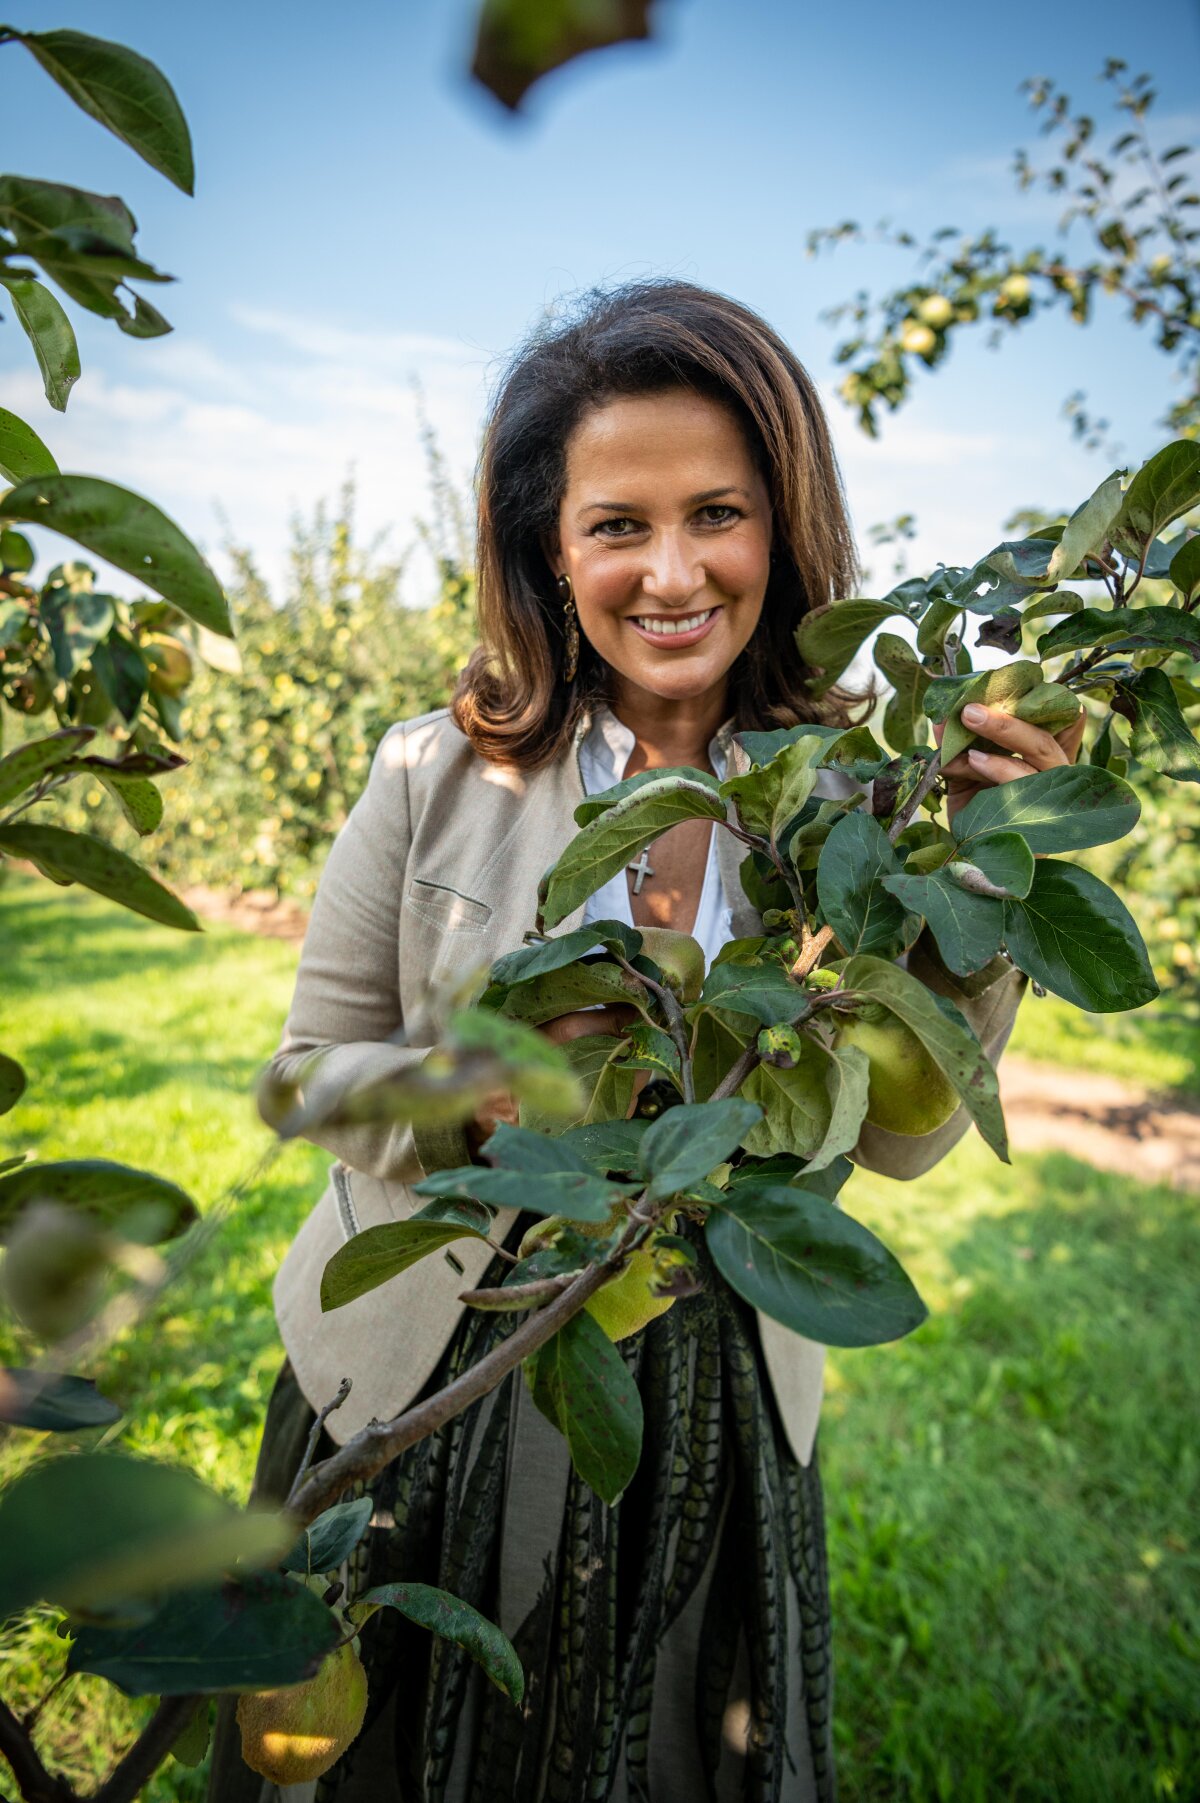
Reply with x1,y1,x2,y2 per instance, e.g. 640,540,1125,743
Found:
1,868,1197,1801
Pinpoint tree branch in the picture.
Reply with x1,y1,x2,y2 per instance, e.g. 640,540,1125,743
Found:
0,1696,76,1803
90,1697,200,1803
887,752,943,843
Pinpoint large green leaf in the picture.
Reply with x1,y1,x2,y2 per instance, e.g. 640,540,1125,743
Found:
0,821,200,930
796,599,910,694
931,661,1043,765
320,1201,496,1310
484,919,641,989
1037,606,1200,660
1112,441,1200,555
0,274,80,410
1044,469,1125,582
1169,534,1200,604
490,957,649,1028
538,776,726,929
0,727,92,808
804,1043,871,1173
471,0,653,112
705,1184,927,1347
351,1584,523,1704
415,1146,627,1220
945,831,1034,901
524,1309,644,1504
0,1454,294,1621
7,28,194,194
573,768,721,828
0,177,171,325
519,1032,639,1134
719,733,825,841
0,476,230,636
0,1368,121,1432
695,959,807,1027
68,1573,338,1696
0,405,59,483
1117,667,1200,783
882,871,1004,978
728,1026,832,1161
874,632,931,752
950,764,1140,855
815,811,911,957
1002,860,1159,1013
282,1497,373,1576
0,1157,197,1241
638,1098,762,1202
839,955,1008,1159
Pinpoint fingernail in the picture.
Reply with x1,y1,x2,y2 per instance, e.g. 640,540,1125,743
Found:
962,704,987,725
967,748,989,765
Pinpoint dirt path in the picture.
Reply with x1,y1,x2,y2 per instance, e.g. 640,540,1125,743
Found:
180,885,1200,1196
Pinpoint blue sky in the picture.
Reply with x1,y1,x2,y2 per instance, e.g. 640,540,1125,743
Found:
3,0,1199,606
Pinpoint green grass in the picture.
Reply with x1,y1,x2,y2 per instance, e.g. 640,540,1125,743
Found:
1007,986,1200,1097
1,867,1197,1800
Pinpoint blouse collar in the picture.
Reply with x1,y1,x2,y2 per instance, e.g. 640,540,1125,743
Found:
574,699,736,783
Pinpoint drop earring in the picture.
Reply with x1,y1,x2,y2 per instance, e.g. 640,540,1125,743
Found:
556,573,580,683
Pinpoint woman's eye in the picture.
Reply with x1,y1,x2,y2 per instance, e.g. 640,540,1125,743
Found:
699,504,740,526
593,517,640,538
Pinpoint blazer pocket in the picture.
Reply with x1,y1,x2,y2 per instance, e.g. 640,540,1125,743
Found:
406,876,492,935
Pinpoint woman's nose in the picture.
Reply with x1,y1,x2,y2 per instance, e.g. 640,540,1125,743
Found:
640,532,704,605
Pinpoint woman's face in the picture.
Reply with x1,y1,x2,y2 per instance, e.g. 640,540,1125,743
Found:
548,387,774,712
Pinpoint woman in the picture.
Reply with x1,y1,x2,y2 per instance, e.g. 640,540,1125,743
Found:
210,279,1084,1803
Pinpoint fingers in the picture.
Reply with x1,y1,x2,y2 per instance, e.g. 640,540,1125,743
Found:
959,703,1070,770
539,1004,639,1046
964,749,1037,785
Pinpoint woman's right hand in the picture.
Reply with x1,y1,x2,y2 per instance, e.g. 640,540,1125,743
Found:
463,1005,641,1157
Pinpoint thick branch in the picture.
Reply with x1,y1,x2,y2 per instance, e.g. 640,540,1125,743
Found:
91,1697,200,1803
0,1696,75,1803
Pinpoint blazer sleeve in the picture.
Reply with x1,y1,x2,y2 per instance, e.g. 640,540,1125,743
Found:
258,721,471,1183
848,930,1026,1181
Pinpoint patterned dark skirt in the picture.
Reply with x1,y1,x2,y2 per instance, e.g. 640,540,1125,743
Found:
209,1218,835,1803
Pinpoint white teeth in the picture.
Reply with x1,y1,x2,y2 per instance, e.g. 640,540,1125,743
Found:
632,608,714,637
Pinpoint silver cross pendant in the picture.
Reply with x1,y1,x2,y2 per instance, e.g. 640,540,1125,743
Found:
627,847,655,893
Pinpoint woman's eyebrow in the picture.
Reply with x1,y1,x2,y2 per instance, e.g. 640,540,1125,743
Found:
577,485,752,518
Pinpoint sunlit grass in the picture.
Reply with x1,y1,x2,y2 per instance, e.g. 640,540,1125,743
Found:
1,868,1197,1799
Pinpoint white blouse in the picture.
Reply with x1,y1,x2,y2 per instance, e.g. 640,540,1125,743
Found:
577,702,736,971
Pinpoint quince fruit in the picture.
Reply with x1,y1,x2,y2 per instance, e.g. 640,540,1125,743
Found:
637,926,705,1004
519,1205,681,1342
899,319,938,356
142,634,194,697
236,1640,368,1785
916,294,955,329
833,1007,958,1137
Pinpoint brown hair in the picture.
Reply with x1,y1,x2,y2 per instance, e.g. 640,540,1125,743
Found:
452,278,866,768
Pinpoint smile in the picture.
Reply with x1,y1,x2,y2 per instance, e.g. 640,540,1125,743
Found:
627,607,718,645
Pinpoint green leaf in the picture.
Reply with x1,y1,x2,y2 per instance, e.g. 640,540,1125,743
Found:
915,597,962,656
0,1157,196,1241
638,1098,762,1201
573,768,721,828
538,776,726,930
0,177,172,326
0,821,200,930
1117,667,1200,783
796,599,910,693
804,1043,871,1173
839,955,1008,1159
95,770,163,836
0,406,59,483
471,1121,594,1175
169,1700,212,1769
1037,606,1200,660
815,811,912,958
719,733,825,841
524,1309,643,1504
0,526,35,572
281,1497,373,1576
557,1118,650,1175
447,1008,582,1117
1002,860,1158,1012
1044,469,1125,582
519,1032,638,1135
0,1052,25,1116
881,871,1004,977
489,957,647,1029
706,1184,927,1347
43,585,115,682
695,959,806,1027
10,29,194,194
946,831,1035,901
950,764,1140,855
0,727,92,809
352,1581,524,1702
1112,441,1200,554
68,1573,338,1696
0,1369,121,1432
934,661,1044,765
413,1163,624,1223
706,1014,833,1161
735,723,843,768
0,1454,295,1621
614,1019,682,1085
485,920,642,990
873,632,931,753
471,0,653,111
1168,533,1200,603
0,476,230,636
320,1202,496,1310
0,275,80,410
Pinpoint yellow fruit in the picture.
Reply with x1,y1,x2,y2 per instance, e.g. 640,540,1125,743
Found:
142,634,194,697
236,1641,367,1785
520,1205,680,1342
916,294,955,329
999,274,1031,304
899,319,937,356
834,1011,958,1136
636,926,705,1004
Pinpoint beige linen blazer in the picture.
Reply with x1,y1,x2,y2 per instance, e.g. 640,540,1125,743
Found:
268,705,1026,1467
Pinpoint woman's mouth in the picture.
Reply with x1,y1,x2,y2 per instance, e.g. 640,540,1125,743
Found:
627,606,719,647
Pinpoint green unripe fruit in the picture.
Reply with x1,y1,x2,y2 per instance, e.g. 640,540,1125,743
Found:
142,634,194,697
969,681,1082,755
636,926,705,1004
833,1011,958,1137
899,319,938,356
916,294,955,329
237,1641,368,1785
999,273,1031,304
519,1205,680,1342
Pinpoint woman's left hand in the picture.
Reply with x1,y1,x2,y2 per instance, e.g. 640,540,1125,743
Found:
935,701,1088,828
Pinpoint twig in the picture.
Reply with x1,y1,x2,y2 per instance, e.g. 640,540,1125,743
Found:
612,952,695,1104
285,1377,352,1509
789,924,834,982
90,1696,201,1803
460,1270,580,1309
886,751,944,843
0,1696,74,1802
